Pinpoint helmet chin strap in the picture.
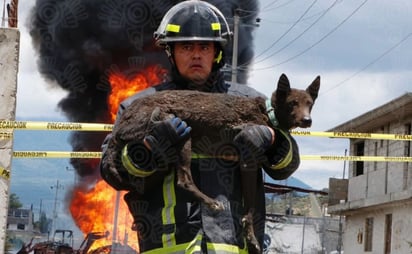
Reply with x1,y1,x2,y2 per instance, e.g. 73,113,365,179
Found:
165,44,180,77
165,44,173,59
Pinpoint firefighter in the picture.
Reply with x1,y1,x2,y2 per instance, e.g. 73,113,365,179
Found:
100,1,300,253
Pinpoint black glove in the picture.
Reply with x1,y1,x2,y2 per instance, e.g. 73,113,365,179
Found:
145,116,191,149
122,107,192,174
233,124,273,157
144,108,191,163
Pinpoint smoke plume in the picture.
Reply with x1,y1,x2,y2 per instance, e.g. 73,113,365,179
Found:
28,0,259,195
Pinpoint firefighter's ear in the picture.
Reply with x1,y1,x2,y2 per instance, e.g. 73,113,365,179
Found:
214,50,223,64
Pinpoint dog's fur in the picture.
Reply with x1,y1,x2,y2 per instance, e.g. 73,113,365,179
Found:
105,73,320,253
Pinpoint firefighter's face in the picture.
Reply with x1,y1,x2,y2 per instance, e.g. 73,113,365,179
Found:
173,41,216,85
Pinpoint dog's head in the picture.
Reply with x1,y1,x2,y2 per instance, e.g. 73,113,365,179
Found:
270,74,320,130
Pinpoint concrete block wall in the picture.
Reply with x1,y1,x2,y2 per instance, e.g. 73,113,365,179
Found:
348,120,412,202
343,202,412,254
328,178,348,205
0,28,20,251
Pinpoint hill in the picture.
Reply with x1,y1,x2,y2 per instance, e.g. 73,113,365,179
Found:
265,174,313,191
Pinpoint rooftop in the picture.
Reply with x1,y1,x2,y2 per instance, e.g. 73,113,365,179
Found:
329,93,412,132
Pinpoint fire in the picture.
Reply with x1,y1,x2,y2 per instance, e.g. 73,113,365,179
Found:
69,66,167,253
70,181,136,251
108,65,167,122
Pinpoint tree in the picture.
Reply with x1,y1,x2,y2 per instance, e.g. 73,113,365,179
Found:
37,211,51,234
8,193,22,209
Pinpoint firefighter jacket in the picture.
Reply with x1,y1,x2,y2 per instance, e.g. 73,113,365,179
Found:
100,73,300,253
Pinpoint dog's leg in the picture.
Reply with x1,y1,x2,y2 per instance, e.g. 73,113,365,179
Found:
176,138,224,211
240,165,261,254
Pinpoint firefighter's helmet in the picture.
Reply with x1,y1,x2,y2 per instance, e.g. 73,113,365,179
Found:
154,0,231,47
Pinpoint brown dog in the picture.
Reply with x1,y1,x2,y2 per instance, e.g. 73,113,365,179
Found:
105,73,320,253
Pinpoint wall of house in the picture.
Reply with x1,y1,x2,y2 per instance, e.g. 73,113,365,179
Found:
343,203,412,254
347,174,366,201
7,208,34,232
343,117,412,253
347,120,412,203
0,27,20,251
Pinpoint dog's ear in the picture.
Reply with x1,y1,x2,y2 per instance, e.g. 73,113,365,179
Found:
276,73,291,102
306,75,320,102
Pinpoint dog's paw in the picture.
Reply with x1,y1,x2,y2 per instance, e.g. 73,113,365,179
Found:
210,201,225,212
242,214,261,254
246,240,261,254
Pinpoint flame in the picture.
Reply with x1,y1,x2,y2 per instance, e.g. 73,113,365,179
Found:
70,181,136,251
108,65,167,122
69,66,167,253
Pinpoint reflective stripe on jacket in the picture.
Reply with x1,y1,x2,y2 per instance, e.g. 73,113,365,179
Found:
100,79,300,253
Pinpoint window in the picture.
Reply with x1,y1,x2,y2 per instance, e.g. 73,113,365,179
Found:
404,123,411,157
374,142,378,171
403,123,411,189
380,126,385,147
364,217,374,252
354,141,365,176
17,223,25,230
384,214,392,254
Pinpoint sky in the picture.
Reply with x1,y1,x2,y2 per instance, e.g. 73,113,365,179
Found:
6,0,412,213
247,0,412,188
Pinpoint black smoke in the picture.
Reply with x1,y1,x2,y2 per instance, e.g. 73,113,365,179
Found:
28,0,259,183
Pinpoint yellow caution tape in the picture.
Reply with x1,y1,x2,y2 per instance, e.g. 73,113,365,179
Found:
3,121,409,162
301,155,412,162
0,166,10,180
12,151,102,159
0,131,13,139
11,151,411,162
291,130,412,141
1,121,411,141
0,120,113,131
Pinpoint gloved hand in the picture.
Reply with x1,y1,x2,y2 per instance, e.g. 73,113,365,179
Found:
144,108,192,156
144,117,191,149
233,124,274,156
122,108,191,175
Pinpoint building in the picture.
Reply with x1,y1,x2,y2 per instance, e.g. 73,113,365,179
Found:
7,208,34,232
328,93,412,254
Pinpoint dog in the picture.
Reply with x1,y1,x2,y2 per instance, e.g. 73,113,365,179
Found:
105,73,320,253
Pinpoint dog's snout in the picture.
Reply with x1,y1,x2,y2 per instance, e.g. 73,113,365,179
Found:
302,117,312,127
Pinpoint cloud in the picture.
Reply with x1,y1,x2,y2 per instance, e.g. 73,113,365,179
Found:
16,2,68,119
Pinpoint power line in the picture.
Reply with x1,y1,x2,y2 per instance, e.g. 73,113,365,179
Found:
259,0,298,13
252,0,368,71
235,0,339,72
252,0,339,65
260,7,337,26
322,31,412,95
253,0,319,61
260,0,281,10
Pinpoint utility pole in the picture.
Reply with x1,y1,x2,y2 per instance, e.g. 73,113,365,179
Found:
230,10,260,84
51,180,63,234
1,0,5,27
337,149,347,253
39,199,43,221
231,9,239,84
301,216,306,253
111,191,121,253
66,166,77,184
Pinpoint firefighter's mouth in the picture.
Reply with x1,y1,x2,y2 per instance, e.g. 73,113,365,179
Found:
190,64,203,69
